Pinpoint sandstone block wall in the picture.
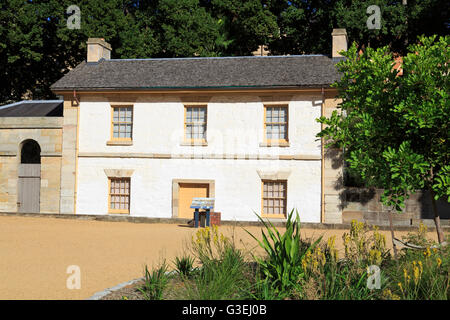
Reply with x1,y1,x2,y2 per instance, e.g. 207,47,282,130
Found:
0,117,63,213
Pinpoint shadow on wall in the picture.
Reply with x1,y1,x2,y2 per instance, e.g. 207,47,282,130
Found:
341,187,450,226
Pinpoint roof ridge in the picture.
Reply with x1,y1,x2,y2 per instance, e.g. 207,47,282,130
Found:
106,54,328,62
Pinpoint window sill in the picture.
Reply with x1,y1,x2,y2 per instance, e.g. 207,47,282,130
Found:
180,141,208,146
108,211,130,215
261,214,286,219
107,140,133,146
259,142,290,147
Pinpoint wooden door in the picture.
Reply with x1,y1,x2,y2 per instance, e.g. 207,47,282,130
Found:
178,183,209,219
18,164,40,213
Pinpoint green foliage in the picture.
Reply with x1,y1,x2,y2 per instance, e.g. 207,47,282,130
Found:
173,255,195,278
139,262,169,300
317,35,450,216
2,1,448,105
184,245,251,300
246,209,322,291
385,228,449,300
268,0,449,55
136,218,448,300
186,226,251,299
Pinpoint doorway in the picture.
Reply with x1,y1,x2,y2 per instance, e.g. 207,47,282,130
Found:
18,140,41,213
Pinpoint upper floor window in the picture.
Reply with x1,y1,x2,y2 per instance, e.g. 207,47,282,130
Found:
185,105,207,142
112,106,133,140
264,106,288,142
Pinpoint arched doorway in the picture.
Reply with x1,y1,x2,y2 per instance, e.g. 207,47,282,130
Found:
18,139,41,213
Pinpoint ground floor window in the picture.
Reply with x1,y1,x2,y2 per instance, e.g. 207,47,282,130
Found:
108,177,130,214
262,180,287,217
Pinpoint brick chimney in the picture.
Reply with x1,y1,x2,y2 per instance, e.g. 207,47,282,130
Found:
331,29,347,58
86,38,111,62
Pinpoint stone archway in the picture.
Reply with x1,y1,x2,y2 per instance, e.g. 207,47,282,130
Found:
17,139,41,213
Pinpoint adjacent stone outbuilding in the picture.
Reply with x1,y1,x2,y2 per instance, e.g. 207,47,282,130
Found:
0,101,63,213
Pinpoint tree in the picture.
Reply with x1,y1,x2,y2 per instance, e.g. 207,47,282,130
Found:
0,0,140,103
210,0,279,55
148,0,222,57
317,35,449,243
268,0,449,55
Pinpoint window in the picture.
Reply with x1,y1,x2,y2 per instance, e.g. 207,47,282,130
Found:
264,106,288,142
111,106,133,140
262,180,287,217
108,178,130,214
185,106,207,142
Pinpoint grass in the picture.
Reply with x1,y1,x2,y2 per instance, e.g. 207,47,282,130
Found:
135,214,448,301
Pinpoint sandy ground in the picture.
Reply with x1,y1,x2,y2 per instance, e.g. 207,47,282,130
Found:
0,215,440,300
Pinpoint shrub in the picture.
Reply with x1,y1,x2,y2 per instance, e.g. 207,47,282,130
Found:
385,224,449,300
184,244,251,300
139,262,169,300
342,220,390,266
185,225,251,300
246,209,322,292
174,255,195,278
191,225,230,264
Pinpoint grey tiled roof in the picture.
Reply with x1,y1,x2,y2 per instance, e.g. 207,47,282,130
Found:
0,100,63,117
51,55,341,91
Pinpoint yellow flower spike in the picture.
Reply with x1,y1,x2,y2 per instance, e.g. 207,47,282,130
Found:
424,247,431,258
413,266,420,285
398,282,403,293
437,257,442,267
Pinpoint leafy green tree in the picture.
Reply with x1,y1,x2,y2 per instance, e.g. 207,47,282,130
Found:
317,35,449,243
268,0,449,55
268,0,334,54
149,0,221,57
210,0,279,55
0,0,140,103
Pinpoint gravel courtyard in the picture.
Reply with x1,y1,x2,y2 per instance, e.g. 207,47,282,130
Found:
0,215,439,300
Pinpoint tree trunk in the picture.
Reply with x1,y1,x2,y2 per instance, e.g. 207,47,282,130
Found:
430,189,445,244
388,210,398,259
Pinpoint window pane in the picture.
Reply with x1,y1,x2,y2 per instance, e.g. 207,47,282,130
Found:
266,125,272,140
202,125,206,139
266,108,272,121
118,109,125,121
280,124,286,139
125,108,132,120
125,125,132,138
186,109,192,122
272,108,278,120
113,109,119,121
198,108,206,123
279,108,286,123
272,125,280,139
193,108,198,120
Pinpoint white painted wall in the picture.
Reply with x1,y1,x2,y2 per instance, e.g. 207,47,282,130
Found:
76,94,323,222
76,157,321,222
78,94,322,156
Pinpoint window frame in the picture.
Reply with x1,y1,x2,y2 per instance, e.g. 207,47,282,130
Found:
108,177,131,214
264,105,289,144
184,105,207,143
261,180,287,218
110,105,133,141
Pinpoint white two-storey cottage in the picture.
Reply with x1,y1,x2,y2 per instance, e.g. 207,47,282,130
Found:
48,30,347,223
